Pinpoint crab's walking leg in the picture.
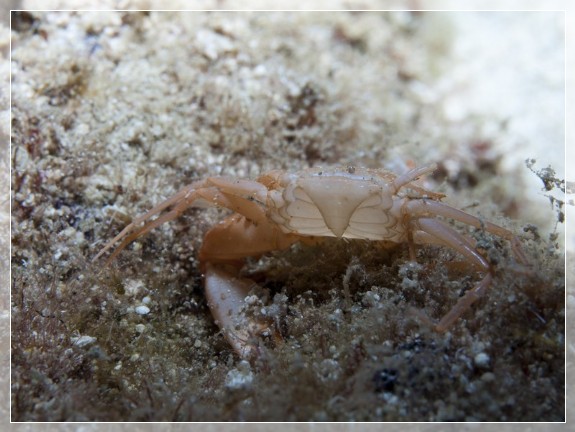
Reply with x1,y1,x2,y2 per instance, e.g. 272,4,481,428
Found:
92,177,271,265
406,199,527,332
413,218,492,332
92,181,207,264
406,199,529,265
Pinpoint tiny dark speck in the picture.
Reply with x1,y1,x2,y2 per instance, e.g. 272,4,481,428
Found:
373,368,398,393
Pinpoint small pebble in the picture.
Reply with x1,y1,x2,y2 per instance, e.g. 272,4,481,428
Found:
474,352,490,368
71,335,96,347
135,305,150,315
481,372,496,382
225,360,253,390
245,295,258,305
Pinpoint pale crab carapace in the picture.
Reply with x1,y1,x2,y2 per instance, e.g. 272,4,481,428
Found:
94,163,528,359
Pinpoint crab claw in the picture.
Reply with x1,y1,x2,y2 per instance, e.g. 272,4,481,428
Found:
204,263,282,360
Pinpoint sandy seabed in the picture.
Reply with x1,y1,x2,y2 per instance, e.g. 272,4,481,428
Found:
7,7,566,424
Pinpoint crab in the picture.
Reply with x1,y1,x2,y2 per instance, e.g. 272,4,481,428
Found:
94,163,528,359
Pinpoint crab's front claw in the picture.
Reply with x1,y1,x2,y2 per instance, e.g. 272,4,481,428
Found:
204,263,282,360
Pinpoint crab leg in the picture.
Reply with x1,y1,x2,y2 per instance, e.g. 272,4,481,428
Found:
406,195,528,332
93,178,269,264
92,181,206,263
406,198,528,331
406,199,528,264
413,217,494,332
393,163,437,190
